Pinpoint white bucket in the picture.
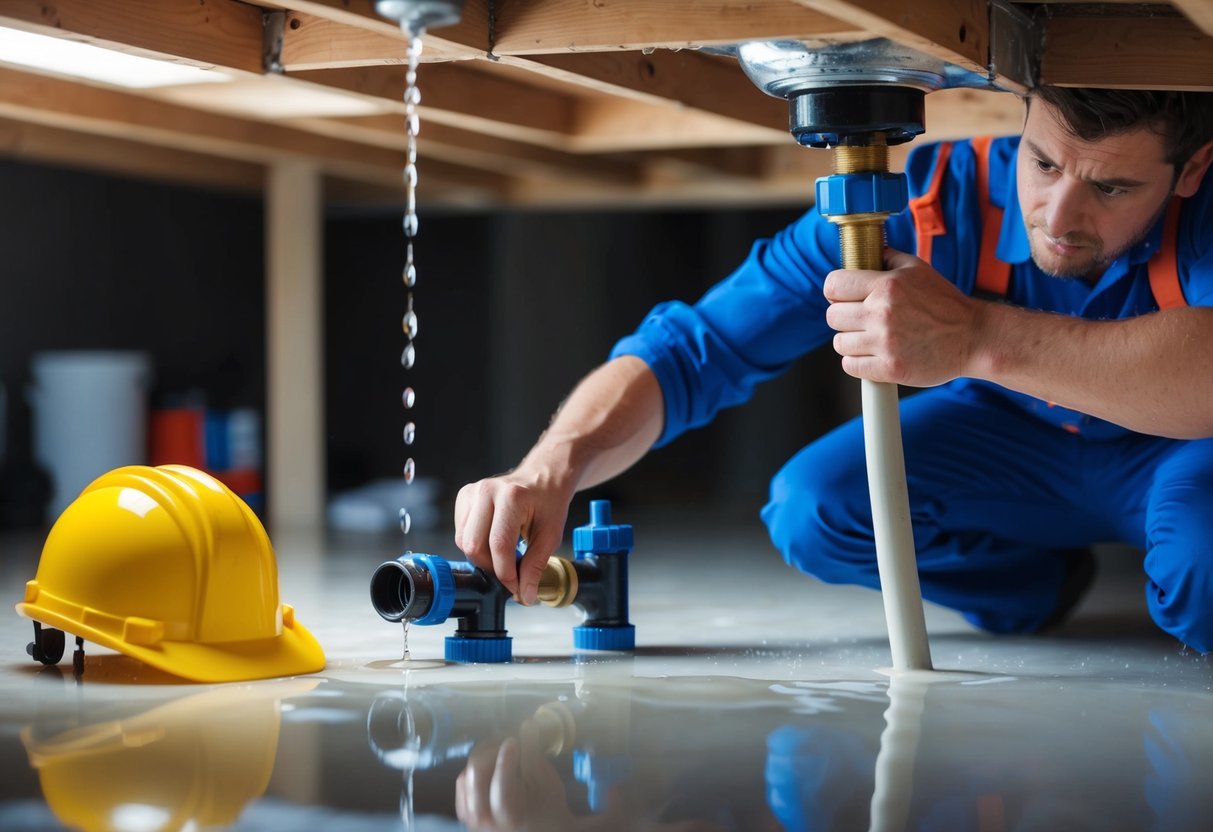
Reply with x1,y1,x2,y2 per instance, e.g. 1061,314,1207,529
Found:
29,351,152,522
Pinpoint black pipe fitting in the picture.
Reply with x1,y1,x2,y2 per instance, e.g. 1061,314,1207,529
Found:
370,554,513,662
368,500,636,660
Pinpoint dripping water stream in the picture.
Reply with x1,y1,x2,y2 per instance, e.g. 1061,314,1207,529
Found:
398,29,422,663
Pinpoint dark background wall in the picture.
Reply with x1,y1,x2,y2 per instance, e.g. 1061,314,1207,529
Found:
1,157,860,529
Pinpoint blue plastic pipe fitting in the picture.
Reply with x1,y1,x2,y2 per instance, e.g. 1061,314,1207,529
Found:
815,170,908,217
370,553,512,663
560,500,636,651
369,500,636,662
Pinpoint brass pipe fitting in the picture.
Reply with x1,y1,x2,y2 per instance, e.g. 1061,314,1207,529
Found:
537,557,579,608
827,136,891,272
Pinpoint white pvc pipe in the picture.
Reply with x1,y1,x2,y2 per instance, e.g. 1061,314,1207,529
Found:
862,379,933,671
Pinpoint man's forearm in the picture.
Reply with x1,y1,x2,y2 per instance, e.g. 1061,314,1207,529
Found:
969,303,1213,439
518,355,664,491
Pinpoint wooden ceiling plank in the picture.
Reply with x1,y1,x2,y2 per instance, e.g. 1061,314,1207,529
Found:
489,0,858,54
291,63,576,139
1041,13,1213,91
286,114,645,184
521,51,789,134
278,11,481,70
0,0,265,73
922,87,1023,141
1170,0,1213,36
259,0,488,61
792,0,989,74
0,67,405,183
570,97,791,152
0,116,264,191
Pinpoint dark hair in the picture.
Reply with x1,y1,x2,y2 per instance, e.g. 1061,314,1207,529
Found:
1029,86,1213,168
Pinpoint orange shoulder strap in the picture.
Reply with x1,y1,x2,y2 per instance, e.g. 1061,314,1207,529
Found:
971,135,1012,297
908,142,953,265
1148,196,1186,310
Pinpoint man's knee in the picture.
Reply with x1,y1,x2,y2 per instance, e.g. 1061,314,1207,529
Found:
1147,569,1213,654
762,452,876,586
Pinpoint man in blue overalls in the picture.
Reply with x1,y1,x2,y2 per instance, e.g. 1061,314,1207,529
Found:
454,87,1213,652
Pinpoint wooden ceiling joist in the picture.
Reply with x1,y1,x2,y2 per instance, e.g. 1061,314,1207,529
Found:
0,115,263,191
793,0,990,74
2,1,1212,208
0,0,266,73
0,66,403,184
487,0,859,54
1041,10,1213,90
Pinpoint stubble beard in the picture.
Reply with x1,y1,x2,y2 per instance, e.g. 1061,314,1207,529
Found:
1025,194,1172,281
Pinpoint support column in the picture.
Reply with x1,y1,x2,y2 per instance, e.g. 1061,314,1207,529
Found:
266,161,324,529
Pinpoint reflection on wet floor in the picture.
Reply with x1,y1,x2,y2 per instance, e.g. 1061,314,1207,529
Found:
2,520,1212,831
4,665,1213,831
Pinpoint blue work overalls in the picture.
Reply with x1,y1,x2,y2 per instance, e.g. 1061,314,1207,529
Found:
612,136,1213,651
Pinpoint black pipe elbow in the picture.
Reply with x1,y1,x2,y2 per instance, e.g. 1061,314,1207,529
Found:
370,553,513,662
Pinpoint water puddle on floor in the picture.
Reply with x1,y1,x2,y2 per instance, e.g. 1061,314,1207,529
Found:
2,662,1211,831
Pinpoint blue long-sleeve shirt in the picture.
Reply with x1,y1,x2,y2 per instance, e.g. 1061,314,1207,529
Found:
611,136,1213,445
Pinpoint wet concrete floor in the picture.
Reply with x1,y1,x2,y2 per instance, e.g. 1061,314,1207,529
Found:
2,508,1210,831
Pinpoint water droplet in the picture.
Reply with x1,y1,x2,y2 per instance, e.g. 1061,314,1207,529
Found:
402,309,418,338
404,263,416,287
404,163,418,189
403,213,418,238
402,387,415,408
407,86,421,106
406,69,417,87
401,342,415,369
407,113,420,136
399,507,411,534
403,422,415,445
404,458,416,483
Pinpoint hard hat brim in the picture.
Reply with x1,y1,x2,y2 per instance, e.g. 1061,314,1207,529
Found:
16,602,326,684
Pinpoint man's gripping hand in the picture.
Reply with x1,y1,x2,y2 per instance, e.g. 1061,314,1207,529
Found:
823,247,985,387
454,465,573,606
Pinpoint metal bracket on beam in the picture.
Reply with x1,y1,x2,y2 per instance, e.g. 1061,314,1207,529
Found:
263,10,286,75
989,0,1040,93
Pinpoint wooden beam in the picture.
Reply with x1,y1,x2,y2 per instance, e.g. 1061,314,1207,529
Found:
0,0,265,72
521,51,788,134
792,0,989,75
293,62,787,152
1041,12,1213,91
643,146,773,181
570,96,789,152
489,0,857,54
922,87,1022,141
260,0,488,62
0,117,263,191
278,11,482,69
291,63,576,142
1171,0,1213,36
289,114,647,184
0,67,405,183
268,0,859,58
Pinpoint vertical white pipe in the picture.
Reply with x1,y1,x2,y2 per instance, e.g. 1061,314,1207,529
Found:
862,379,933,671
266,161,325,529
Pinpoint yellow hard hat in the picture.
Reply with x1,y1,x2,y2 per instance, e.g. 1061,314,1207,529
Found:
15,464,325,682
22,679,317,832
